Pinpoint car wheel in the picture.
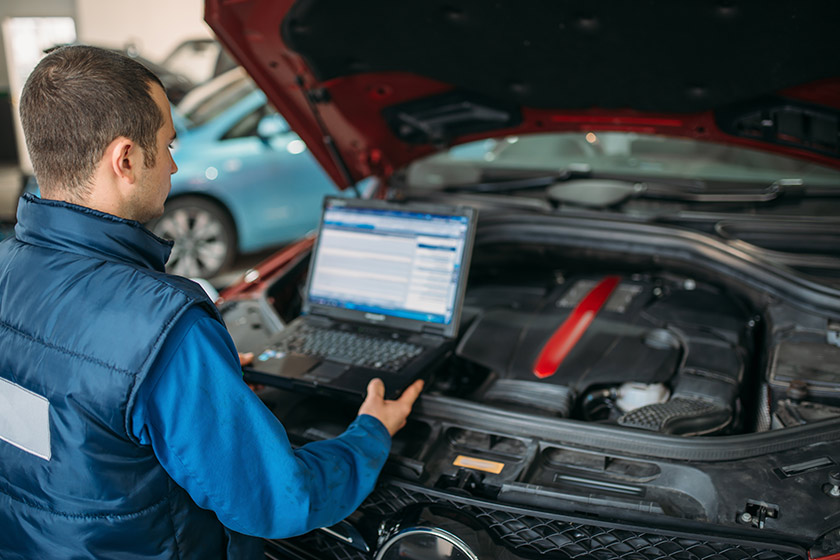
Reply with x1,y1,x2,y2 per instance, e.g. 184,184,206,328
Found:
151,196,237,278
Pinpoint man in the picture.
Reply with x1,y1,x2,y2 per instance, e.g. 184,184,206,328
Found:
0,45,422,559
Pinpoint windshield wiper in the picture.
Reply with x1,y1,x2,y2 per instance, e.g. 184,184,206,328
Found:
639,178,810,203
443,165,593,193
447,167,838,207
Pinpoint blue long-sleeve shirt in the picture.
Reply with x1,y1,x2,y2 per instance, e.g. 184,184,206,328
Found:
129,306,391,538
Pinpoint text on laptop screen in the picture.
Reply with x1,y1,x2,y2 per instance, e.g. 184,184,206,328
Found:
307,205,471,325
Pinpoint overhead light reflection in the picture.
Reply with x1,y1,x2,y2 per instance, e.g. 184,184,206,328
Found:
286,140,306,154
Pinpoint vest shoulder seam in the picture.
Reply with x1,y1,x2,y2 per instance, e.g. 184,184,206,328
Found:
0,484,170,520
9,237,216,315
0,319,134,377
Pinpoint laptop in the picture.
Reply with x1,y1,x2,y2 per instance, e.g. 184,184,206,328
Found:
243,196,477,400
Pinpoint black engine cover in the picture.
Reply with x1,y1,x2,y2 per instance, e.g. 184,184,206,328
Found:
456,274,751,433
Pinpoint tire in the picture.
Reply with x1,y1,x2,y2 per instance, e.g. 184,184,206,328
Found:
151,196,237,279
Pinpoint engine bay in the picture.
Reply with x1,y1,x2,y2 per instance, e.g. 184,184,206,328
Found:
224,233,840,439
220,226,840,537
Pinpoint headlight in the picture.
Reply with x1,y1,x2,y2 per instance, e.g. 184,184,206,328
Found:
375,527,479,560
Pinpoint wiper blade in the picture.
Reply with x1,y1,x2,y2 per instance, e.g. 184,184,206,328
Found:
545,177,832,209
445,165,837,208
640,178,808,203
444,165,593,193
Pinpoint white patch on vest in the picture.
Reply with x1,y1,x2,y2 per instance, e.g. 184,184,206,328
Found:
0,377,51,460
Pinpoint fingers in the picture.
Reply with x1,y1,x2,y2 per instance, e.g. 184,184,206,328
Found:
366,378,385,401
397,379,424,406
358,377,424,436
246,382,264,393
239,352,254,366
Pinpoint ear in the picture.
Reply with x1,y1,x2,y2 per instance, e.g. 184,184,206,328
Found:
107,137,140,184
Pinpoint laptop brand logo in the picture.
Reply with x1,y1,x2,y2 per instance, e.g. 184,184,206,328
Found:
365,313,386,322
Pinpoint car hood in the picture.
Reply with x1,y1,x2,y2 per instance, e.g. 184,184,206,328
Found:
205,0,840,189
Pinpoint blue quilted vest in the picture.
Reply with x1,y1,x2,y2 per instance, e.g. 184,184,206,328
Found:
0,194,260,559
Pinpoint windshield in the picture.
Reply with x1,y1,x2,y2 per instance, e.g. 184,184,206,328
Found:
179,75,257,129
162,40,221,85
409,132,840,187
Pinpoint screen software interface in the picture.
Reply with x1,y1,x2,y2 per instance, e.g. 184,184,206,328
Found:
307,205,470,325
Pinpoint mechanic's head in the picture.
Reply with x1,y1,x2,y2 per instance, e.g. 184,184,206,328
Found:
20,45,167,206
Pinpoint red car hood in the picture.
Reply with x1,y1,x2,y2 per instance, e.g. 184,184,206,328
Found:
206,0,840,189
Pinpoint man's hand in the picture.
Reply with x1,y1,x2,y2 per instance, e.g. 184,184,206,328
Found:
238,352,264,392
239,352,254,366
358,378,424,436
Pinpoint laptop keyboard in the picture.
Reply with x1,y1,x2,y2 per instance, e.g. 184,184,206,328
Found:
271,323,424,373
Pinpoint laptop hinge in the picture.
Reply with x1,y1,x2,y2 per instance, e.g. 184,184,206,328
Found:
306,314,332,327
421,325,447,336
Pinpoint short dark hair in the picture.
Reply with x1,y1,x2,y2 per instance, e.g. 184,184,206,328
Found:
19,45,165,197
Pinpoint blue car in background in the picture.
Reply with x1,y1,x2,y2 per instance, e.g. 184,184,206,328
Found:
152,67,347,278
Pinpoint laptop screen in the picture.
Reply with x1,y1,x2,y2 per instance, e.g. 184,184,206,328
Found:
304,198,476,335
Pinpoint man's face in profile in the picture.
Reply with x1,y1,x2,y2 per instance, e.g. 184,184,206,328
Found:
130,82,178,223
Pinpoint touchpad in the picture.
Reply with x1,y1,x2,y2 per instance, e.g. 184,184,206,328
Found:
265,353,320,378
304,361,349,383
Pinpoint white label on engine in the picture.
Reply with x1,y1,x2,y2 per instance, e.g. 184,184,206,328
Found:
0,378,51,460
